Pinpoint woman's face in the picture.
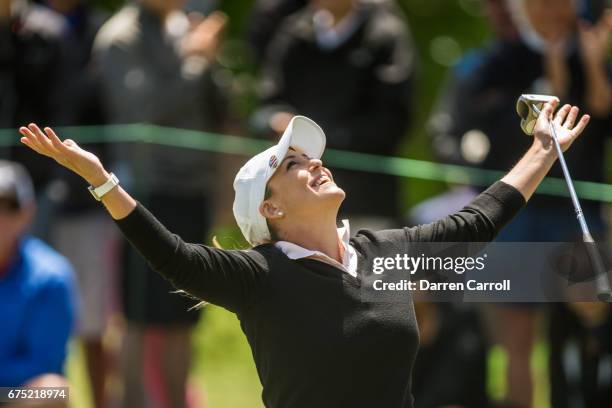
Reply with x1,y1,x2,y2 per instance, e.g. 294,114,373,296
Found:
262,147,345,223
524,0,576,43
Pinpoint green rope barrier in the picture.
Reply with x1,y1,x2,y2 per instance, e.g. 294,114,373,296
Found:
1,124,611,203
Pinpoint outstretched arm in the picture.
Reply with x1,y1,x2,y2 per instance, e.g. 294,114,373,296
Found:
404,100,590,243
18,124,266,313
19,124,136,220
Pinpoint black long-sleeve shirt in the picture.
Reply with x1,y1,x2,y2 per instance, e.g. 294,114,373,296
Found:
114,180,525,407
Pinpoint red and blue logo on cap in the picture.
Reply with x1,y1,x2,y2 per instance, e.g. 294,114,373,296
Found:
269,155,278,169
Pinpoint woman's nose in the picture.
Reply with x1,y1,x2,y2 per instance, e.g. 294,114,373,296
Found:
308,158,322,170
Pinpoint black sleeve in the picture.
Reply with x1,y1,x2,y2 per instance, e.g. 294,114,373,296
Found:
114,203,269,314
408,181,525,242
368,181,525,245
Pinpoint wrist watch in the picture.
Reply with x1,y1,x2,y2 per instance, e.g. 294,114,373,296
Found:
88,173,120,201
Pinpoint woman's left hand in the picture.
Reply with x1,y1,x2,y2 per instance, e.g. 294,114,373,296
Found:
532,101,590,155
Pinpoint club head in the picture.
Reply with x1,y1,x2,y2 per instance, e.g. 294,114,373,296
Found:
516,94,559,135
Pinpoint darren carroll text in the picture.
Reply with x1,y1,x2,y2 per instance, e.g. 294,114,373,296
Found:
372,279,511,291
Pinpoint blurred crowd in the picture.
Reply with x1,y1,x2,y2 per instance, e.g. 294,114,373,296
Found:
1,0,612,407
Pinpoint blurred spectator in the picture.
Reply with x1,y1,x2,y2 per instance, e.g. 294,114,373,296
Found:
428,0,612,406
549,302,612,407
413,302,488,408
252,0,414,228
247,0,306,63
93,1,227,407
43,0,108,126
35,2,114,407
0,160,76,397
0,0,62,188
484,0,519,42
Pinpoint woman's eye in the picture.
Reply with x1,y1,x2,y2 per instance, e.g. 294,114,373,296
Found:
287,161,297,170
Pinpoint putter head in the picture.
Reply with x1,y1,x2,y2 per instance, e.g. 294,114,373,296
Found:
516,94,559,135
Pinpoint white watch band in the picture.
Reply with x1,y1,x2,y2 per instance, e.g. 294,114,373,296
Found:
88,173,119,201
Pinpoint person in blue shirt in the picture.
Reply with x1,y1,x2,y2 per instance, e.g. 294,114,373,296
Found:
0,160,76,391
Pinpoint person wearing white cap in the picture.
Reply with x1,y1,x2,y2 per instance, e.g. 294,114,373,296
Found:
19,101,589,407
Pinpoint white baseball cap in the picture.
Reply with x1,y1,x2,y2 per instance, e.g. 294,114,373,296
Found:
233,116,326,246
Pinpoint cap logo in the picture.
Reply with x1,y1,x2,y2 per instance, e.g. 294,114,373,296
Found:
269,155,278,169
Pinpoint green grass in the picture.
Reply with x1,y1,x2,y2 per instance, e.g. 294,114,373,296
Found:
191,306,263,408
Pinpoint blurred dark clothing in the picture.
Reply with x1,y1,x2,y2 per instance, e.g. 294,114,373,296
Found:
44,2,109,214
412,304,488,408
93,3,223,195
428,39,612,217
247,0,306,63
93,3,223,325
51,3,108,126
549,303,612,408
0,3,62,126
254,0,414,219
0,3,63,188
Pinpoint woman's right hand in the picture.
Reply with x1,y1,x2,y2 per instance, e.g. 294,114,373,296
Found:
19,124,110,187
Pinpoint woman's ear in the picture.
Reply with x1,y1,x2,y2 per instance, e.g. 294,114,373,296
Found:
260,200,285,220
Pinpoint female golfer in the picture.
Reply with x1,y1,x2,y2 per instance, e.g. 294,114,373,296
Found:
19,100,588,407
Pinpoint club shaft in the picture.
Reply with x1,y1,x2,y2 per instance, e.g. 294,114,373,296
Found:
533,105,611,299
547,121,590,236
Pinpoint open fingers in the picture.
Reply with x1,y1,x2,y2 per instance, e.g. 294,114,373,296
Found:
44,127,71,153
535,100,557,132
28,123,60,155
570,114,590,140
553,104,572,125
19,126,47,154
19,127,50,157
563,106,579,129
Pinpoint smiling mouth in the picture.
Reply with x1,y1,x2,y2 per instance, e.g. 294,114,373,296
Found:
311,174,332,189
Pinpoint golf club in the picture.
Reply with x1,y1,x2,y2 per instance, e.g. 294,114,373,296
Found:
516,94,612,302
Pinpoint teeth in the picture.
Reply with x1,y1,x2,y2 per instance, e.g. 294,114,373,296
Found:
313,175,330,187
